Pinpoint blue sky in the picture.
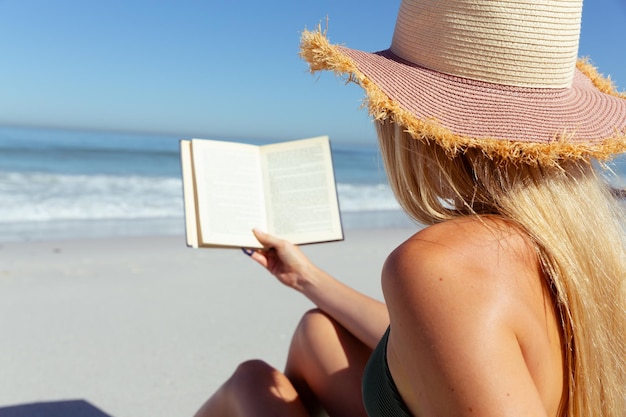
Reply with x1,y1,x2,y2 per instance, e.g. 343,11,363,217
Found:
0,0,624,145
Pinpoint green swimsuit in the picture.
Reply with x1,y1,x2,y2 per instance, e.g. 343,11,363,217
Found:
362,327,413,417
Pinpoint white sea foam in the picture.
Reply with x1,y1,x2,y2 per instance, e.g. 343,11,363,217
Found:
0,171,184,222
337,183,401,212
0,171,401,223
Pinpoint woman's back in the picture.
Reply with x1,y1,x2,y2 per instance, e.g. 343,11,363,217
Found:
382,217,565,416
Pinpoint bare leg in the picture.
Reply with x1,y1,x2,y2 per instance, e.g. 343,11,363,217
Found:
193,309,376,417
285,309,374,417
193,359,309,417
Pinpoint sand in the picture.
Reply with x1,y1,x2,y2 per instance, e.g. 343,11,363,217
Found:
0,227,417,417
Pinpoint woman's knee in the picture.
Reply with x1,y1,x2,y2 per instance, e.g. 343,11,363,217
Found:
194,360,278,417
226,359,278,392
288,308,353,369
293,308,338,345
202,359,305,417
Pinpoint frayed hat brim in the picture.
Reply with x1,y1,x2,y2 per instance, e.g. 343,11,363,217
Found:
300,27,626,166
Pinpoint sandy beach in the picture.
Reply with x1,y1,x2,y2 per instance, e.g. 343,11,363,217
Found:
0,227,417,417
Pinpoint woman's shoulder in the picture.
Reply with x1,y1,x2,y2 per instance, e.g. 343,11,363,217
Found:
382,216,541,313
388,215,536,269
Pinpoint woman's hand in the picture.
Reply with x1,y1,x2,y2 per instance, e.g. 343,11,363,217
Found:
244,228,390,348
243,229,317,292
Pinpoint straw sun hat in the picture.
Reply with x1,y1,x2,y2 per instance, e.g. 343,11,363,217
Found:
300,0,626,165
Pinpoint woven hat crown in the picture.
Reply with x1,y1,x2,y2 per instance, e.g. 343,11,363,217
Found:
391,0,582,88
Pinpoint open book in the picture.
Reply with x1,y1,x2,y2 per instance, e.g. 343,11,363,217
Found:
180,136,344,248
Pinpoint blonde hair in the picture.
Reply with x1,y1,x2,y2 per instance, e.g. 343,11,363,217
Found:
376,120,626,417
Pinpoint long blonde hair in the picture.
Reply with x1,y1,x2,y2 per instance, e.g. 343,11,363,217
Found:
376,120,626,417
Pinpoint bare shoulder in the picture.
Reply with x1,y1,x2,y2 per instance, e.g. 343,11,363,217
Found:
382,216,543,330
384,216,538,284
382,217,557,416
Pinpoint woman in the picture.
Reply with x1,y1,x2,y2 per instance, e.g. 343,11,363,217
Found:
195,1,626,416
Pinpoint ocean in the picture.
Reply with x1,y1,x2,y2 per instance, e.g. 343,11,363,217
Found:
0,126,412,242
1,126,624,243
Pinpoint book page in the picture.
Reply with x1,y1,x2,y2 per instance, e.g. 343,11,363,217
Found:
260,136,343,244
180,140,199,248
191,139,266,248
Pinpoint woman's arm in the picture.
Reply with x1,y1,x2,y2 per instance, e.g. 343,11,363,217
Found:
247,229,389,349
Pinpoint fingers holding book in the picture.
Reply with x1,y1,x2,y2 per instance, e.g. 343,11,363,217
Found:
241,229,317,292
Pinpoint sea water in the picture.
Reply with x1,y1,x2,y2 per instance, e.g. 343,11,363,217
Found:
0,126,412,242
2,126,624,243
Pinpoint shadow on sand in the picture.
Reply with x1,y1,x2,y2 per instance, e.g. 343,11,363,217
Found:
0,400,113,417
